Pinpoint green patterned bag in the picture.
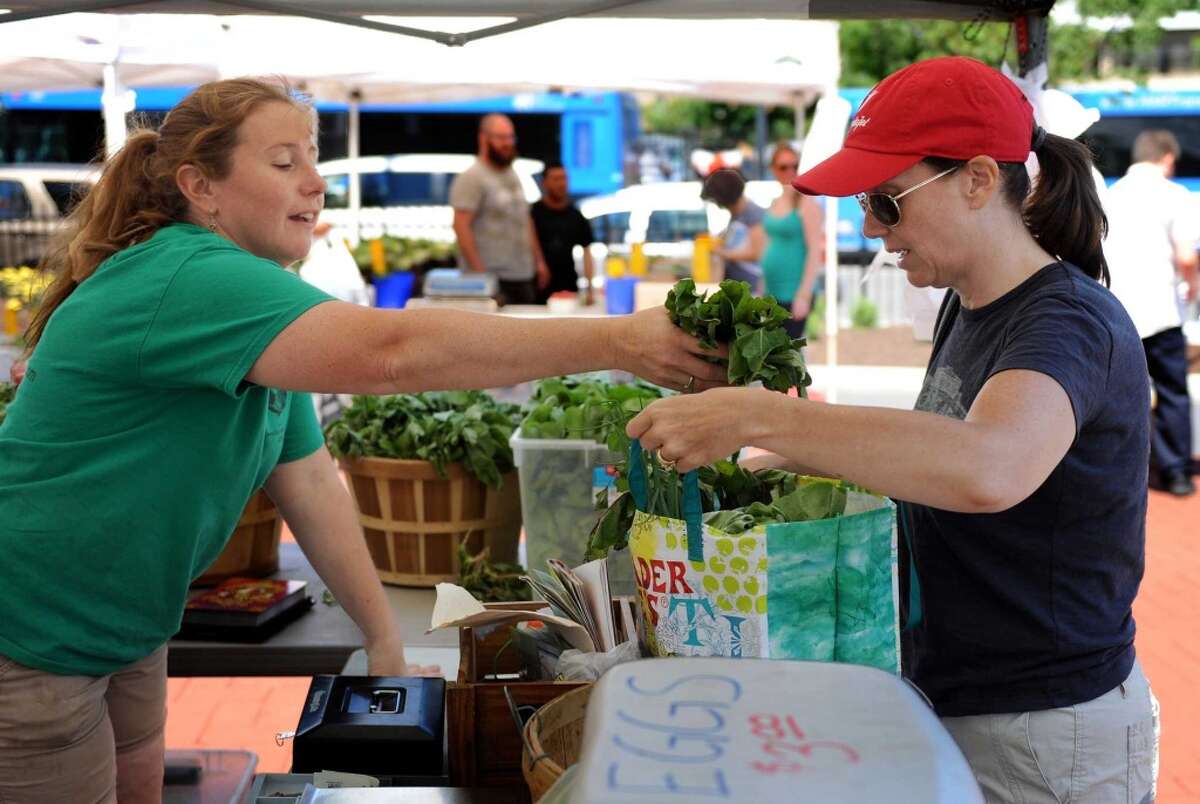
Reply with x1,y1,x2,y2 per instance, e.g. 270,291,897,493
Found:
626,442,900,672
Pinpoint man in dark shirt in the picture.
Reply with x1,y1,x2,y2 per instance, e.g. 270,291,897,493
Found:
531,161,595,305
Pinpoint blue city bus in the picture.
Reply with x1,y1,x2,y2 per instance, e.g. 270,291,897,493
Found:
835,86,1200,262
0,87,639,198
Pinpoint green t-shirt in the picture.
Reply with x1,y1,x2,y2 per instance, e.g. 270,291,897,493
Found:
0,223,333,675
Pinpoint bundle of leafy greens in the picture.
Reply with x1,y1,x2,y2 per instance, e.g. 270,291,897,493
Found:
0,382,14,427
457,544,528,602
665,278,811,394
579,280,827,560
324,391,522,488
585,460,848,560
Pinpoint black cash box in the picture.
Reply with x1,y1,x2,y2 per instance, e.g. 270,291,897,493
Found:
291,675,446,779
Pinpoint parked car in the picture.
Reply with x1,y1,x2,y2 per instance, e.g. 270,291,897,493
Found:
317,154,544,243
0,164,98,265
578,179,780,266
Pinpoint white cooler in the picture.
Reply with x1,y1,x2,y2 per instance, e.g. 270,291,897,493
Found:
549,657,982,803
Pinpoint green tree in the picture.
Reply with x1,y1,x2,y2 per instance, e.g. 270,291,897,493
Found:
642,99,797,148
840,0,1196,86
642,3,1195,146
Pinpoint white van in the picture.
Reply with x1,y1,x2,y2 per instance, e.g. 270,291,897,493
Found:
0,164,99,265
578,179,781,264
317,154,544,243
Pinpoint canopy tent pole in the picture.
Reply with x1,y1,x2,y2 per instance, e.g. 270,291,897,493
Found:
754,105,768,179
1015,10,1050,78
798,89,850,401
347,89,362,243
101,63,136,159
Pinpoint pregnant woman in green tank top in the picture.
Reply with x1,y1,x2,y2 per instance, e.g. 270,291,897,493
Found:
762,143,825,338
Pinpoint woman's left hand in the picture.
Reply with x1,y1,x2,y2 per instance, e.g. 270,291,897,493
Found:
626,387,768,473
791,293,811,321
366,636,441,678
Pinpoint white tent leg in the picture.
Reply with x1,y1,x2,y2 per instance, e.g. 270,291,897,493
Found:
823,194,838,401
348,91,361,243
101,62,133,159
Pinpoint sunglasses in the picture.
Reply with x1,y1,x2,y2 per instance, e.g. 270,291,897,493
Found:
772,161,799,171
855,166,958,228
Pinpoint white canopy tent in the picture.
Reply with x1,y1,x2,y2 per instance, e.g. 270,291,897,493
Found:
0,0,1055,389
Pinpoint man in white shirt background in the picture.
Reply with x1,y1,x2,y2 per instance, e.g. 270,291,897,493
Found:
1107,130,1200,496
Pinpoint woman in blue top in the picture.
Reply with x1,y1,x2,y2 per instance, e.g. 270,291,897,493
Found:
0,78,724,802
627,57,1157,803
762,142,825,338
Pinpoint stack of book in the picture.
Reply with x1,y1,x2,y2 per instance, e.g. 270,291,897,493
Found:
523,558,632,654
177,577,312,642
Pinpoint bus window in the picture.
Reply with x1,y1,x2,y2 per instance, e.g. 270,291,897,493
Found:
358,171,455,207
1084,115,1200,179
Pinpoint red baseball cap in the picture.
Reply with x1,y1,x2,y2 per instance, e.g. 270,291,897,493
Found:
793,56,1035,197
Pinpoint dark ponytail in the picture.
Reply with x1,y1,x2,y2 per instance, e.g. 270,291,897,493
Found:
925,132,1110,287
1024,133,1109,286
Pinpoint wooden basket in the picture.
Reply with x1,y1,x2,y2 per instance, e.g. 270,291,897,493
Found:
192,489,281,587
339,456,522,587
521,684,593,802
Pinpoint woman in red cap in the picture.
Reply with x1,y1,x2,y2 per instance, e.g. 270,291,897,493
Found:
629,56,1157,803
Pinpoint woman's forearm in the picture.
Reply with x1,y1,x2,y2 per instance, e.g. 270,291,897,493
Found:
382,309,626,393
744,391,1007,512
269,459,402,650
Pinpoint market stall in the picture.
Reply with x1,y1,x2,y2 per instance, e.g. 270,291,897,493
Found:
0,4,1061,802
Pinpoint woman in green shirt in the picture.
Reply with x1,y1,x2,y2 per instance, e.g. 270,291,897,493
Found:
762,142,825,338
0,78,724,803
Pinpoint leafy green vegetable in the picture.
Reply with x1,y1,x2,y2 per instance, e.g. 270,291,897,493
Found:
665,278,812,393
0,382,14,427
324,391,522,488
520,375,663,449
458,544,528,602
349,235,457,280
584,490,637,561
586,458,849,552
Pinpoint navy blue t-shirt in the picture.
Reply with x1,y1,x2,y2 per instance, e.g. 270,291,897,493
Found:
903,262,1149,717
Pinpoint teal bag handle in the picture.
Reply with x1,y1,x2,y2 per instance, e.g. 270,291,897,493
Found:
895,500,923,631
628,439,704,563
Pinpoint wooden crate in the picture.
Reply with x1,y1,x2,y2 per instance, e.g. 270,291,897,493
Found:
339,456,522,587
191,489,280,587
447,599,637,791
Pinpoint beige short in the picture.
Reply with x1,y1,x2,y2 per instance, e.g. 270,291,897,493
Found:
0,645,167,804
942,659,1159,804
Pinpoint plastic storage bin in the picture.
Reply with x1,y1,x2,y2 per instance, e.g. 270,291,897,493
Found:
510,433,635,595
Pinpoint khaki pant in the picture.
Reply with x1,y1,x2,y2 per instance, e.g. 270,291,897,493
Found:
942,660,1159,804
0,645,167,804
